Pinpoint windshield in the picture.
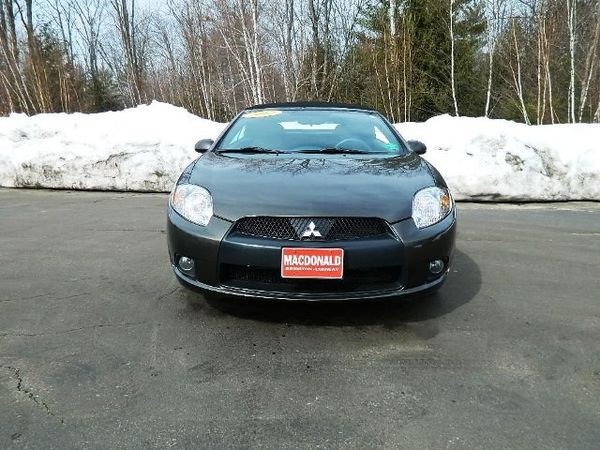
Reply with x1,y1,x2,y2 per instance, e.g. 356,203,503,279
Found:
216,108,408,155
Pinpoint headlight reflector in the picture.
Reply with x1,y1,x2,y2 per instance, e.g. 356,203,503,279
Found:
170,184,213,226
412,187,452,228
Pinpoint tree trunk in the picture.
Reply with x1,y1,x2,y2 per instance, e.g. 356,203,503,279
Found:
308,0,319,98
578,10,599,122
511,20,530,125
566,0,576,123
449,0,459,117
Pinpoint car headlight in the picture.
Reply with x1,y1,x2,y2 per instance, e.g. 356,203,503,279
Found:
170,184,213,226
412,187,453,228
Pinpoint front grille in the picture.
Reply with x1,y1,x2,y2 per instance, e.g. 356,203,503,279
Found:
233,217,389,241
220,264,402,293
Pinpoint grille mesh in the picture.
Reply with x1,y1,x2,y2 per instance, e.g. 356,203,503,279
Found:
234,217,389,241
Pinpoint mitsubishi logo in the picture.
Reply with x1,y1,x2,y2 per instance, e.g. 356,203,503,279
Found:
301,221,322,239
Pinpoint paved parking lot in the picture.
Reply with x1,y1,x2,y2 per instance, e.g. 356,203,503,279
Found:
1,189,599,449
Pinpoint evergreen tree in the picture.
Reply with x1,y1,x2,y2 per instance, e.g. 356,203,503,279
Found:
85,70,122,113
340,0,487,121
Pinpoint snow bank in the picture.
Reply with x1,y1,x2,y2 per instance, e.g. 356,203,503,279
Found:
0,102,226,192
0,102,598,200
396,116,600,201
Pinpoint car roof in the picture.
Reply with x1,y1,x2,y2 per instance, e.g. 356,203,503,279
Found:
244,101,377,112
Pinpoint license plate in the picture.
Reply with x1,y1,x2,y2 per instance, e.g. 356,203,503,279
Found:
281,248,344,279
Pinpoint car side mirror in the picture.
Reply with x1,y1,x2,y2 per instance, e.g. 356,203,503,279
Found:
194,139,214,153
408,140,427,155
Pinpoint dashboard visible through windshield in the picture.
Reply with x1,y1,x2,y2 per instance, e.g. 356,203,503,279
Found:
216,108,408,155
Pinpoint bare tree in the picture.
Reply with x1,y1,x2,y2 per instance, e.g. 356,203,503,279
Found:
402,14,412,121
24,0,52,112
566,0,576,123
277,0,297,101
308,0,320,98
449,0,459,116
0,0,33,113
1,0,18,59
70,0,106,78
485,0,505,117
540,13,556,123
216,0,266,105
578,2,599,122
509,18,530,124
110,0,145,105
167,0,218,119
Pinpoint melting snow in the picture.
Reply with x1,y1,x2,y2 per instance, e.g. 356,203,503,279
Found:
0,102,598,200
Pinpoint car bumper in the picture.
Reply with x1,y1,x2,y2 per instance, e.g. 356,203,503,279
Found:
167,207,456,301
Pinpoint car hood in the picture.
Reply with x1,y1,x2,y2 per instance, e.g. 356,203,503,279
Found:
188,152,437,223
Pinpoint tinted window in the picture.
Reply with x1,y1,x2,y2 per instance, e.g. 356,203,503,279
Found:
217,109,407,155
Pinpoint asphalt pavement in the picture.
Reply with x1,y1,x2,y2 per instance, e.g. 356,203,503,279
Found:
1,189,599,449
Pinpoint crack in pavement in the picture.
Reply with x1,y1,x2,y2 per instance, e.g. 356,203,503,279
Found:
0,292,90,304
0,293,49,303
1,365,64,424
0,320,148,338
156,286,179,302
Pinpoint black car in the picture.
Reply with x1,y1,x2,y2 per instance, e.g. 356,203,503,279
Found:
167,103,456,301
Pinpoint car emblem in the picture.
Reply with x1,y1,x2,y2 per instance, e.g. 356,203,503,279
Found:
302,221,322,239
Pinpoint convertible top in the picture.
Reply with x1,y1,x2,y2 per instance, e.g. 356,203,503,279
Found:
245,101,376,112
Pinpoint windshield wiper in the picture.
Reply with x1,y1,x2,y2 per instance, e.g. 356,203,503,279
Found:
216,146,282,155
297,147,371,155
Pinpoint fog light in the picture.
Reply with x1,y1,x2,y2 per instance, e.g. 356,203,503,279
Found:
178,256,195,273
429,259,445,274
